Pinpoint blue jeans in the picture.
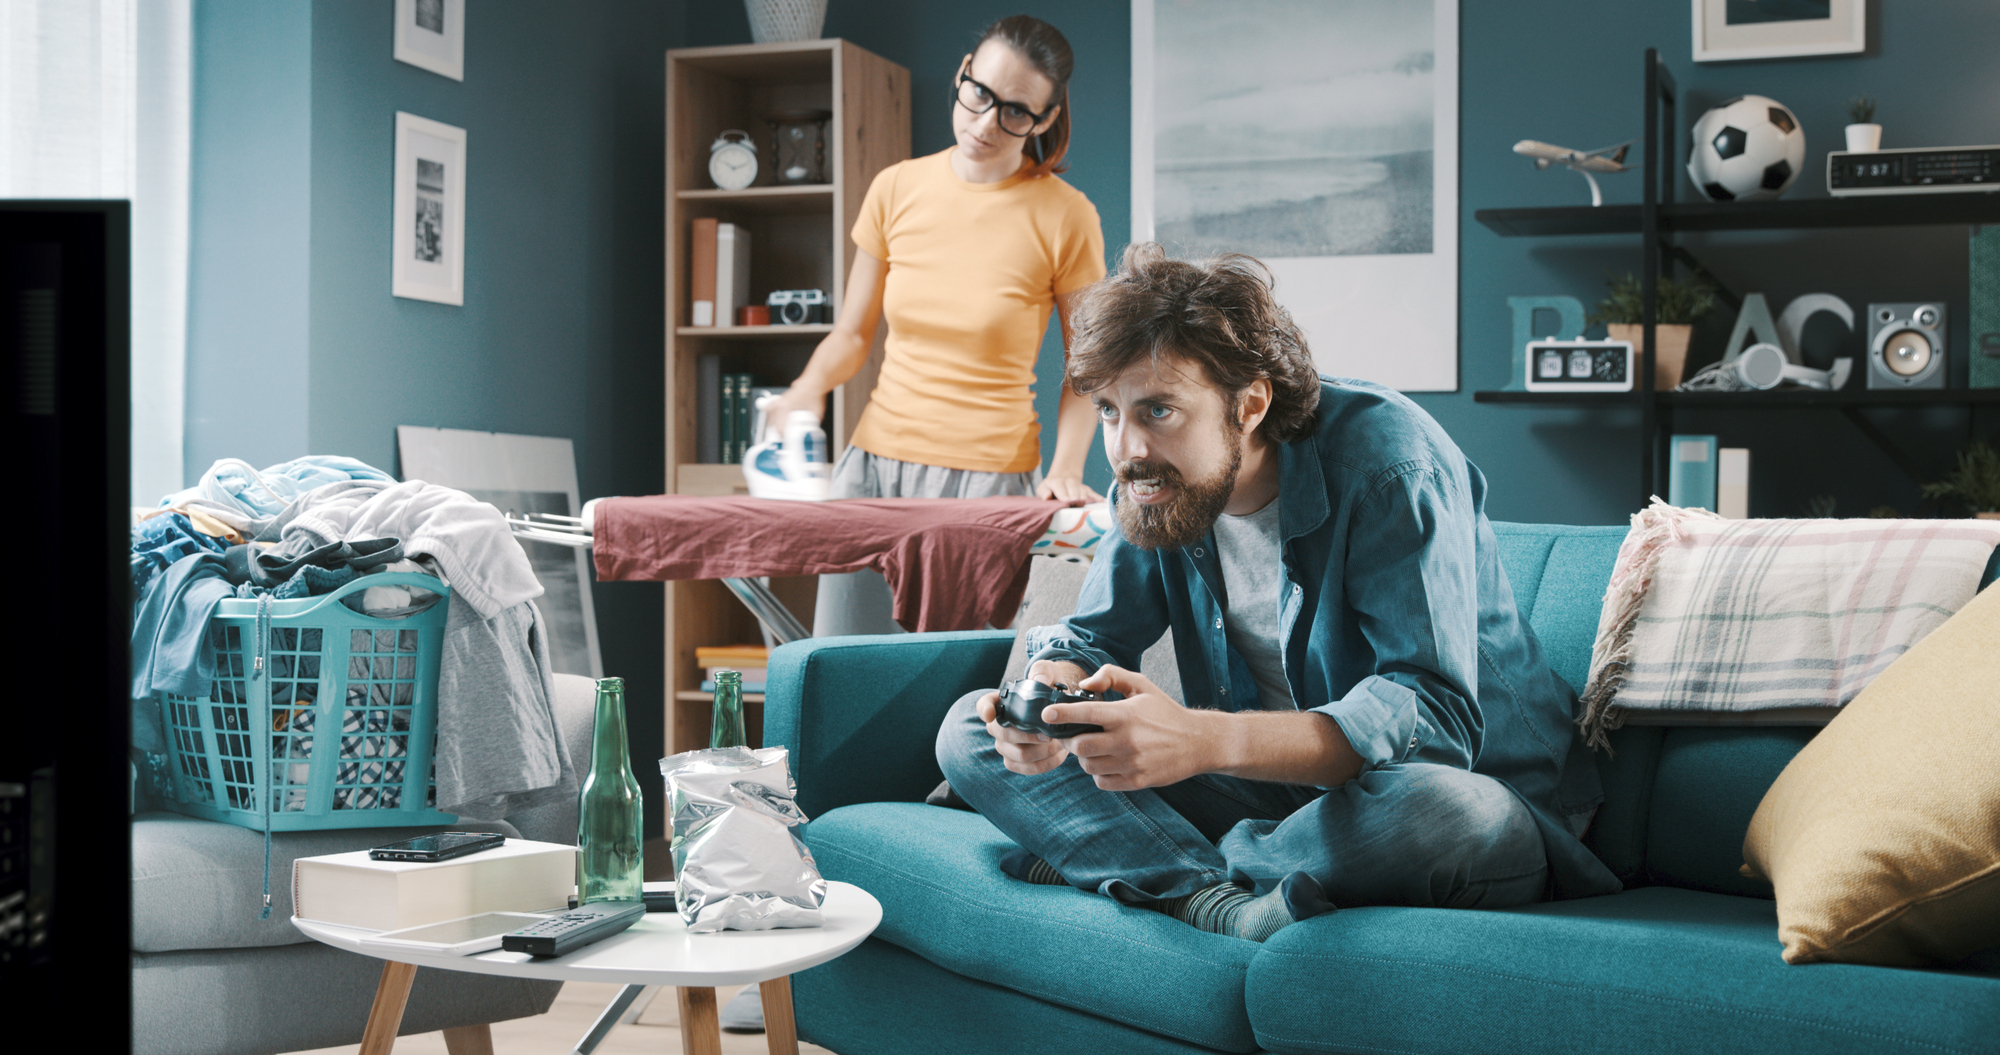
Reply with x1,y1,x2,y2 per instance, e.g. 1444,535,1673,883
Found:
936,689,1551,909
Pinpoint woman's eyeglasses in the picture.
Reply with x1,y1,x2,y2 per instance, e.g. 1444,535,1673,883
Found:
953,71,1055,138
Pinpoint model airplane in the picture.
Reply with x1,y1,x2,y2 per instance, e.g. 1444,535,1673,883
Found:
1513,139,1634,207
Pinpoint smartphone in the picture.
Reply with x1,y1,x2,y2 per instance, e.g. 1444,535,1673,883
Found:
369,832,505,863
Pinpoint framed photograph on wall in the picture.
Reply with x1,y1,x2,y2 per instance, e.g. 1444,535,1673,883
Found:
1693,0,1866,62
393,112,466,306
394,0,464,80
1132,0,1459,392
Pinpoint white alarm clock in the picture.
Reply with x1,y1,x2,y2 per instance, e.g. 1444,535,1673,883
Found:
708,130,758,190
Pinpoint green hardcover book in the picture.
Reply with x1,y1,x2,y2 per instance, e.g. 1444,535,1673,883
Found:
728,375,744,465
1973,226,2000,389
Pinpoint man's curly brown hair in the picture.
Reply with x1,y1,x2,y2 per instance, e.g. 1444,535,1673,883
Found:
1065,243,1320,444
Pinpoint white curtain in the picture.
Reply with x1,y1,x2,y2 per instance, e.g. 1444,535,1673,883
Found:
2,0,191,508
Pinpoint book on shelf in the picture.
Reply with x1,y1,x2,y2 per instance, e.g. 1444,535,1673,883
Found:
716,223,752,326
292,838,574,932
697,354,721,463
1718,447,1750,519
1668,435,1718,512
697,644,769,692
689,217,718,327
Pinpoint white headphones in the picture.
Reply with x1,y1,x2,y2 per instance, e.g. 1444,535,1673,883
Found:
1727,342,1853,391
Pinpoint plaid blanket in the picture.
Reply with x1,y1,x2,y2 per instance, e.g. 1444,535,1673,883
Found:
1579,501,2000,748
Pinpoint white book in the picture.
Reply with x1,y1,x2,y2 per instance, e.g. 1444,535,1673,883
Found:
716,223,753,325
1718,448,1751,519
292,838,575,932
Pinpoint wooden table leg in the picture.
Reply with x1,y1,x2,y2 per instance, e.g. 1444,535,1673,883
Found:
440,1024,494,1055
359,961,418,1055
759,976,798,1055
676,986,723,1055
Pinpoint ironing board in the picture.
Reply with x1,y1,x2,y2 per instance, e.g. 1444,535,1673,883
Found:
510,495,1111,644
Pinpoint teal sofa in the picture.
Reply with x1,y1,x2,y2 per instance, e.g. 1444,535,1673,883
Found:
762,523,2000,1055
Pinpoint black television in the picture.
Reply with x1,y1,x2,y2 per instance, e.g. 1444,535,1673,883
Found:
3,200,131,1025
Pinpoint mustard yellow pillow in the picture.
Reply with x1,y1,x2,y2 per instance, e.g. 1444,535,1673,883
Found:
1740,581,2000,966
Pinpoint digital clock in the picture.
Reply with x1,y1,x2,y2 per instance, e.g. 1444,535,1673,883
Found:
1827,145,1999,197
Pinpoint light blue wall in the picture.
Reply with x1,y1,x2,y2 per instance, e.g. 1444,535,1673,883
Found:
185,0,313,475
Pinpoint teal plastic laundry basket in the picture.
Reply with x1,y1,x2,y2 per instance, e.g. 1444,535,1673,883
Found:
158,573,459,831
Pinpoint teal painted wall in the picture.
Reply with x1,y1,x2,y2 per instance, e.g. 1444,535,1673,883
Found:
185,0,312,474
185,0,674,828
1446,0,2000,524
687,1,1999,524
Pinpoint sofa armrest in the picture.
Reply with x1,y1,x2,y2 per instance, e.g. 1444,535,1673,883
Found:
763,630,1013,819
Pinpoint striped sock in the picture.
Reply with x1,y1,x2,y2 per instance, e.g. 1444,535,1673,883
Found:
1155,873,1331,943
999,848,1069,886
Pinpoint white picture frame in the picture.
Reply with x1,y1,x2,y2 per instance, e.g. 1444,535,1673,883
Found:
395,426,605,680
1692,0,1866,63
1131,0,1459,392
394,0,464,81
393,112,466,306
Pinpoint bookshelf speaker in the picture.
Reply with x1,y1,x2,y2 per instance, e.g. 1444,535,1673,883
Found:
1865,302,1947,390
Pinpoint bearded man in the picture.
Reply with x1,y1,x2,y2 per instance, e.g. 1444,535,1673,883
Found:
934,244,1620,942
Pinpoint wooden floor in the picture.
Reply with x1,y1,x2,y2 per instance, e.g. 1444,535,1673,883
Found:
284,980,840,1055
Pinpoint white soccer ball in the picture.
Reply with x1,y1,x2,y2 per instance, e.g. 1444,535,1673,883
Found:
1686,95,1806,202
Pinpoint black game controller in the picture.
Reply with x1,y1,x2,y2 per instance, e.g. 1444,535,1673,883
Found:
996,680,1105,739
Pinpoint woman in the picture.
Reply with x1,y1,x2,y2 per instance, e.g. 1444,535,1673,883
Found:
766,15,1107,637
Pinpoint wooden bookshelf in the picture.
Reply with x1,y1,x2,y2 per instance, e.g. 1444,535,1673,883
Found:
662,40,910,756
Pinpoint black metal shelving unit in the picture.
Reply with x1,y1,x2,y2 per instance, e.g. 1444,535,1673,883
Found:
1472,48,2000,509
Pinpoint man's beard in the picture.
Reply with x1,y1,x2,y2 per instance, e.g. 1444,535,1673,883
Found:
1113,428,1243,552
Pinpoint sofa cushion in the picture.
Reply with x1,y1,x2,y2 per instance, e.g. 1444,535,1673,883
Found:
1742,581,2000,966
1246,885,2000,1055
804,802,1263,1053
130,812,516,953
794,936,1252,1055
1643,726,1815,897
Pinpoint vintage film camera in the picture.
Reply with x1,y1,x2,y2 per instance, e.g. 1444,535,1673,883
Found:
767,288,831,325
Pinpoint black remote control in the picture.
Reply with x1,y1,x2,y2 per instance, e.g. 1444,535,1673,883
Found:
501,900,646,958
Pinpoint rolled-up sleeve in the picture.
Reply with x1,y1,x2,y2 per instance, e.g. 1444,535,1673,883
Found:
1307,462,1483,772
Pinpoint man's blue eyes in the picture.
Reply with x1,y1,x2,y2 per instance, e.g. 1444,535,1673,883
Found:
1098,405,1172,420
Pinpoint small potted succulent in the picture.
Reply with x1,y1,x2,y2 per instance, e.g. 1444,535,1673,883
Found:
1845,96,1881,153
1589,271,1719,390
1921,441,2000,519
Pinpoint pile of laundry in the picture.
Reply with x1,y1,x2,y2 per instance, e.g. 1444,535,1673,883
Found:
131,456,575,820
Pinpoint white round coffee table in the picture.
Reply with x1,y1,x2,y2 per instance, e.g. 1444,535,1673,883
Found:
294,881,881,1055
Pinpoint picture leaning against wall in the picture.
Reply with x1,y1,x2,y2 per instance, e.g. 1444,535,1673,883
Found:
1132,0,1459,391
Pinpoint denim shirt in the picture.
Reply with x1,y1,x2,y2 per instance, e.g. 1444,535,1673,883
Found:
1028,377,1621,899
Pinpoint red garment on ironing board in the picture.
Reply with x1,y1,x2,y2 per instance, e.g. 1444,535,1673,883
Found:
591,495,1067,632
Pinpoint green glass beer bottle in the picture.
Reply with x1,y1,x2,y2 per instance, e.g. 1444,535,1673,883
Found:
710,669,747,749
577,677,643,904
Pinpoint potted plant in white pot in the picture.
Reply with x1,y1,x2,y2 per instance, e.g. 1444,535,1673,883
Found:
1590,271,1718,390
1921,441,2000,519
1845,96,1881,153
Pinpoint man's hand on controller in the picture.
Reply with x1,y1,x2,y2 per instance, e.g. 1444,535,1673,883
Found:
1047,665,1211,792
976,659,1089,776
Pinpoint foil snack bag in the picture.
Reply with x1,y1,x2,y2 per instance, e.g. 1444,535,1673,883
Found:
660,746,826,932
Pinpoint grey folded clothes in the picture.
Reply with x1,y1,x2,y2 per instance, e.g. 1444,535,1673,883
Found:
217,537,438,610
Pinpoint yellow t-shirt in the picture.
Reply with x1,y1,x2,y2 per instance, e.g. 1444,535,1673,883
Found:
848,149,1106,474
